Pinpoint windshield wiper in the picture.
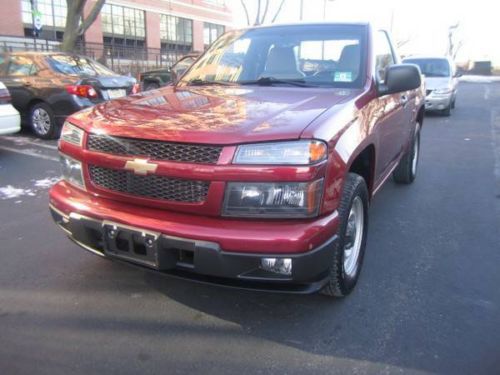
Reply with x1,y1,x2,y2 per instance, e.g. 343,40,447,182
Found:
240,76,313,87
186,78,233,86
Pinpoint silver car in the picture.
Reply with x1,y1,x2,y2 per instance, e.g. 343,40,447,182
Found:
403,56,459,116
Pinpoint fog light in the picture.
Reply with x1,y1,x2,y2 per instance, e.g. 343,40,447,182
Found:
260,258,292,276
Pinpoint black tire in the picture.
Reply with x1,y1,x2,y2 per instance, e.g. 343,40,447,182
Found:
321,173,369,298
442,104,451,116
393,123,420,184
451,97,456,109
144,82,160,91
30,102,58,139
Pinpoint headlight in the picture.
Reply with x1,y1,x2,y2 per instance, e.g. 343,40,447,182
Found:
60,153,85,189
222,179,323,218
234,140,327,165
433,88,452,95
60,121,84,146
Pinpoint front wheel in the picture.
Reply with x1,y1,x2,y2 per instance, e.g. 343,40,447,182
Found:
321,173,369,298
393,123,420,184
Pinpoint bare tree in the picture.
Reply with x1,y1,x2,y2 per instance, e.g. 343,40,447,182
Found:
61,0,105,52
447,22,464,60
270,0,285,23
240,0,286,26
240,0,250,26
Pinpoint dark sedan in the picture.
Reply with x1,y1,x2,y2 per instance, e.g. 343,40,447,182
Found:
0,52,138,139
139,54,199,91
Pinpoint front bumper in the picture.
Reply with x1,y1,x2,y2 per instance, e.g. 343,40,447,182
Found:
425,94,452,111
49,181,339,293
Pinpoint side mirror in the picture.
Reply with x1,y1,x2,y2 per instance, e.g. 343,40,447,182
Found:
378,64,421,96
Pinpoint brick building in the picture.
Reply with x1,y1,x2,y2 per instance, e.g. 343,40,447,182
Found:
0,0,233,71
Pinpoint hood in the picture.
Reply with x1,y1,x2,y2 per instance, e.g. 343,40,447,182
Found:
70,86,359,145
425,76,452,91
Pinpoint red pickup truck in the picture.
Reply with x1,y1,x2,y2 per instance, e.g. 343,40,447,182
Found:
49,23,424,297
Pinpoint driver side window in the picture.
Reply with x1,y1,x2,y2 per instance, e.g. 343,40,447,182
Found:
374,31,395,83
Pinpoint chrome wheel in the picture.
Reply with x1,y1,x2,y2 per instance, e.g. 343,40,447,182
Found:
343,196,364,278
411,126,420,176
32,108,51,135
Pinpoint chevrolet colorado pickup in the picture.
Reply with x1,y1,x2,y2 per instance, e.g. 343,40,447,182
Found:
49,23,425,297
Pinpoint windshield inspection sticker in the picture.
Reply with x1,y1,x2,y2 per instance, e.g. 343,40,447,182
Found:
334,72,353,82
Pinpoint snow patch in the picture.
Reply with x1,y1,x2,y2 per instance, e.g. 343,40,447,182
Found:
0,186,35,199
33,177,61,188
0,176,62,200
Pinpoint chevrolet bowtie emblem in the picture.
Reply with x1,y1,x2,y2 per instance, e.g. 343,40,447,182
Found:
124,159,158,175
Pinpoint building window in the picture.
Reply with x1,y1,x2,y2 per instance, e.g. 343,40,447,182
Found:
160,15,193,51
203,23,225,49
101,4,145,55
21,0,67,41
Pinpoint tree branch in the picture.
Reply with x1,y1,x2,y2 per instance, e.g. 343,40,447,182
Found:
271,0,285,23
260,0,270,24
78,0,105,35
254,0,261,25
240,0,250,26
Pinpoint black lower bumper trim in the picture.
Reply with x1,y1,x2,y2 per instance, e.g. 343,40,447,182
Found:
50,206,335,294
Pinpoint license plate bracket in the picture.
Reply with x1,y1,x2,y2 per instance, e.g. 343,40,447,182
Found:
102,222,162,269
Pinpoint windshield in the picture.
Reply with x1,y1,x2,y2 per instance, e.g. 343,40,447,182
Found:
47,55,116,76
404,58,451,78
179,24,367,88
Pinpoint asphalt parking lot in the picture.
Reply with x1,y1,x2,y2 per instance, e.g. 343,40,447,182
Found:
0,82,499,375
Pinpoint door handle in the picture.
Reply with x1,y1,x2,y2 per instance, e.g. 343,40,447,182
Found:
400,94,409,107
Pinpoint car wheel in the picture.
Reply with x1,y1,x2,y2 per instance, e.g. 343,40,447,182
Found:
393,123,420,184
144,82,160,91
321,173,369,298
451,98,456,109
442,104,451,116
30,102,58,139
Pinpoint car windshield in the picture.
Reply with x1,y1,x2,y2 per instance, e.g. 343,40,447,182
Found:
404,58,451,78
47,55,116,77
179,24,367,88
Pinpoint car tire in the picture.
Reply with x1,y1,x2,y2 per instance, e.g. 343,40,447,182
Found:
451,98,456,109
393,123,420,184
442,104,451,116
321,173,369,298
144,82,160,91
30,102,58,139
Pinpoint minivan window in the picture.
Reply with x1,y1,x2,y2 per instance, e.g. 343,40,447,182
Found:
404,58,450,77
47,55,116,76
180,25,367,88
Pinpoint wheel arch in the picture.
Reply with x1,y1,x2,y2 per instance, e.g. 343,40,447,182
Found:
416,105,425,127
346,144,376,198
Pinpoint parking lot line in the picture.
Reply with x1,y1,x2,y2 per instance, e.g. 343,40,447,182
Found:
0,145,59,162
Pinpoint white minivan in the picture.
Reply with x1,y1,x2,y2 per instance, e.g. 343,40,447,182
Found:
403,56,458,116
0,81,21,135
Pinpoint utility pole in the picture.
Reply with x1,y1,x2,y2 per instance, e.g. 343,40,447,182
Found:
300,0,303,21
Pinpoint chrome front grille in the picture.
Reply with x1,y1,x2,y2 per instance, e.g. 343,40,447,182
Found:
87,134,222,164
88,165,209,203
